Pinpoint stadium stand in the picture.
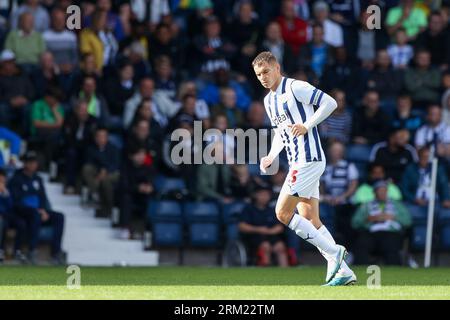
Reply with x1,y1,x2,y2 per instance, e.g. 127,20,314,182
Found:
0,0,450,268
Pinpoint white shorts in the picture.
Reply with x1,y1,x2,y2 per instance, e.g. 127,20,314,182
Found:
280,161,326,199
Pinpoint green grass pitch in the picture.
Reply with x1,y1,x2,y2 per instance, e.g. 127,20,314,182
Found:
0,266,449,299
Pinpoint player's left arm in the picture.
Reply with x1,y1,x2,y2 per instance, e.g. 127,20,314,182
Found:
288,81,338,136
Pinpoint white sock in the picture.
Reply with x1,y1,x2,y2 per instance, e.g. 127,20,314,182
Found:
288,214,338,256
318,225,352,273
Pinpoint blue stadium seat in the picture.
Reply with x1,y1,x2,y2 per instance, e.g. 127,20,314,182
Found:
188,223,220,247
346,144,372,163
406,204,429,224
440,224,450,250
183,202,221,247
183,201,220,222
411,225,427,250
222,201,246,223
222,201,246,241
153,175,186,194
147,200,183,223
153,222,183,247
438,207,450,224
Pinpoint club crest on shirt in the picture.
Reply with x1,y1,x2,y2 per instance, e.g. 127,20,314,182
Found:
278,93,290,104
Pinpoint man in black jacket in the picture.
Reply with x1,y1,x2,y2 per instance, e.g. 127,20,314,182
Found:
369,128,418,183
8,151,65,264
63,99,98,194
118,146,155,239
82,127,120,217
351,90,391,146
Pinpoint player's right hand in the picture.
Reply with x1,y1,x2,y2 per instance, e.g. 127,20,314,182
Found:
260,155,274,173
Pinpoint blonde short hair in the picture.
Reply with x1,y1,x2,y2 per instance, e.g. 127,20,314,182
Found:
252,51,277,67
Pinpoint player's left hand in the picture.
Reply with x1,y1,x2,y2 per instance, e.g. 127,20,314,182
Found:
287,124,307,137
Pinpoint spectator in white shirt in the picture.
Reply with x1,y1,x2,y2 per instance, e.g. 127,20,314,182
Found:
311,1,344,48
123,77,167,129
415,104,450,159
130,0,170,31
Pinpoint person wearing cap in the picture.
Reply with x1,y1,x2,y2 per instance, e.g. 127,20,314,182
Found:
238,183,288,267
0,49,35,134
8,151,65,265
351,180,411,265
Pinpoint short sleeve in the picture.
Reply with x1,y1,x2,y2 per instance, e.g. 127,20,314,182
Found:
415,127,426,147
348,163,359,181
443,127,450,144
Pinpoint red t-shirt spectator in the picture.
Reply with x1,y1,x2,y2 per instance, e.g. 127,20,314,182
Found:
275,16,308,56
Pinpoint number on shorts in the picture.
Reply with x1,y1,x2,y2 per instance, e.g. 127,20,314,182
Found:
290,170,298,184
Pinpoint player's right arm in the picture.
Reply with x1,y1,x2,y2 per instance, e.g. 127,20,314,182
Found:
260,128,284,173
260,95,284,173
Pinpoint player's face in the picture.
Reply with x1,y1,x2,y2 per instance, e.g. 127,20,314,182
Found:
253,61,280,89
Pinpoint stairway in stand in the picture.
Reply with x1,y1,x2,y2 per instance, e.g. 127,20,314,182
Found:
43,174,159,266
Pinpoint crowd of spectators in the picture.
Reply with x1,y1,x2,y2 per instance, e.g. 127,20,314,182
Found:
0,0,449,266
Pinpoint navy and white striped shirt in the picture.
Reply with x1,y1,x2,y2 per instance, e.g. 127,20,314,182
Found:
387,44,414,69
322,160,359,197
264,77,327,166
